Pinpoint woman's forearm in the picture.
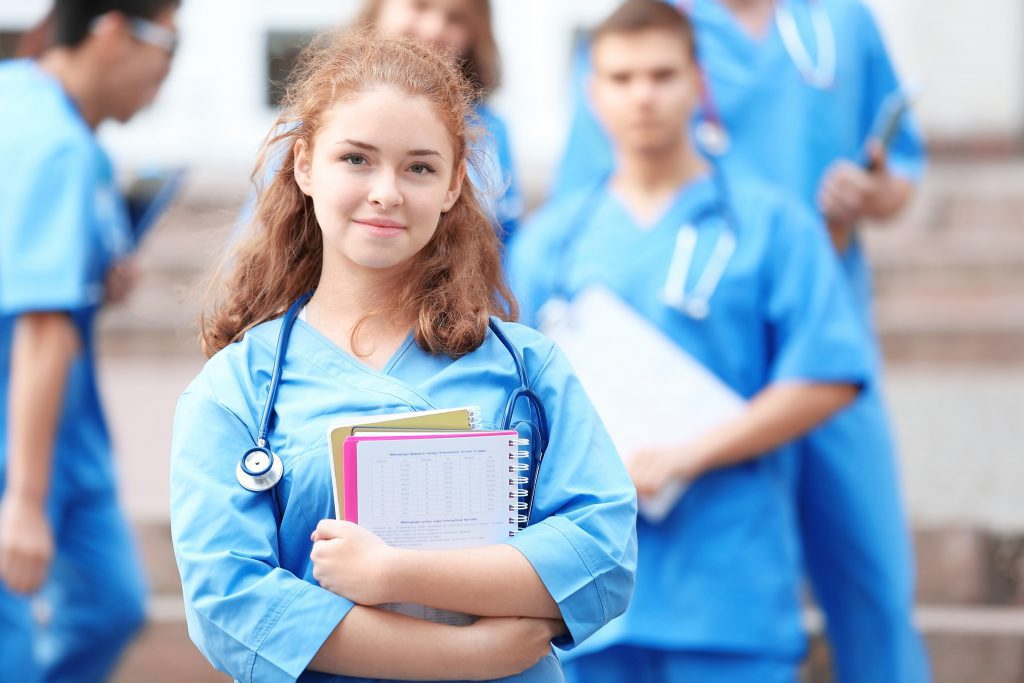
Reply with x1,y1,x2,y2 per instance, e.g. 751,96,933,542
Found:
309,604,561,680
688,381,859,476
386,544,562,619
6,312,80,501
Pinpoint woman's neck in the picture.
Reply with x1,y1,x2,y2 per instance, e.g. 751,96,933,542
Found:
719,0,776,39
306,257,413,367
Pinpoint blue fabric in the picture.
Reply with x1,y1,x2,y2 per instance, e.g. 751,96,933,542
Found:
550,3,931,680
508,174,870,665
561,644,797,683
0,59,143,682
170,318,637,682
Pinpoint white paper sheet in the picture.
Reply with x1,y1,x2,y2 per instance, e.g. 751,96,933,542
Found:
542,286,746,522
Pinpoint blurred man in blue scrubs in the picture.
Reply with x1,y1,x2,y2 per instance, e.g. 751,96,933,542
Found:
0,1,179,681
552,1,930,681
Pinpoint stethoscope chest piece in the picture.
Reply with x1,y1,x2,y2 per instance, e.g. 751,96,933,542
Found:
236,446,284,492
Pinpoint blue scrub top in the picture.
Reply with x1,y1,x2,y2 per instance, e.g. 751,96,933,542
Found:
552,0,926,312
473,103,523,244
0,59,131,495
170,319,637,683
508,174,872,660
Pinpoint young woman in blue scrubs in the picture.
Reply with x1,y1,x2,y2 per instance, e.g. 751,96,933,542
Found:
171,31,636,682
0,1,179,681
552,2,930,681
509,3,870,680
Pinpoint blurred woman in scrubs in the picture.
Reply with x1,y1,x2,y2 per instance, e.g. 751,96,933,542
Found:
510,3,871,680
171,30,636,682
552,3,930,680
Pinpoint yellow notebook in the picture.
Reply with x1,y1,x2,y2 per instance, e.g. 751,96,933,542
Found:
327,406,481,518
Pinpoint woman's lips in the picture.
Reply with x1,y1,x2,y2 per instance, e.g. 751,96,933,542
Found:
354,217,407,236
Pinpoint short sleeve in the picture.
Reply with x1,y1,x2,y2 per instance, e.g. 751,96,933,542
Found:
507,196,586,328
170,388,353,683
0,140,100,314
505,342,638,649
765,202,875,386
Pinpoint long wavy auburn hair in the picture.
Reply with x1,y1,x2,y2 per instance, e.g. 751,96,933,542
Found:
199,29,516,359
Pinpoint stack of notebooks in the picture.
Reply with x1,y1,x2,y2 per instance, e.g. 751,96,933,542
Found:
327,406,530,625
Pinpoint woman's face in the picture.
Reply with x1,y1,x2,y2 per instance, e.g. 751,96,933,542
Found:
294,86,463,276
374,0,475,58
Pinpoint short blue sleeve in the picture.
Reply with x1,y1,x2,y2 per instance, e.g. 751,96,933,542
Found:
0,139,100,315
550,38,615,200
857,3,926,181
171,388,353,683
507,194,589,328
765,201,875,385
505,341,638,649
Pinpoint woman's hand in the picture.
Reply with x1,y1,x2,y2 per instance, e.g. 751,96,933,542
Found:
310,519,398,605
627,444,701,498
461,616,565,680
0,494,54,594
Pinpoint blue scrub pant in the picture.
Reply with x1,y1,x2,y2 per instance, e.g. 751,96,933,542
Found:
796,382,932,683
0,484,146,683
562,645,797,683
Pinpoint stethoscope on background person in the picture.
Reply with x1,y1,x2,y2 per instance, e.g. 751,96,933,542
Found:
682,0,837,156
541,133,740,328
236,292,551,525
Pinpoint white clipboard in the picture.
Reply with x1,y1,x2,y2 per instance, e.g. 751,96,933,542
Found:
541,286,746,522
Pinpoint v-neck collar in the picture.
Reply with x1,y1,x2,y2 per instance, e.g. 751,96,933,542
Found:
604,173,718,235
294,317,416,378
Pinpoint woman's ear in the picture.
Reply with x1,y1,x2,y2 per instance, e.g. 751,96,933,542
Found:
293,139,314,197
441,160,466,213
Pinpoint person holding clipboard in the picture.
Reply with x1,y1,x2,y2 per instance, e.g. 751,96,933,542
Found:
551,2,930,680
509,2,872,680
170,30,637,682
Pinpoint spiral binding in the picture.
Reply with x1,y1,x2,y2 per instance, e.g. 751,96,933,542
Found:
508,437,531,537
467,406,482,430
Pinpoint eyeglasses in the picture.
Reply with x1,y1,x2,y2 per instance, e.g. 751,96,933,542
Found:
127,17,178,56
90,14,178,56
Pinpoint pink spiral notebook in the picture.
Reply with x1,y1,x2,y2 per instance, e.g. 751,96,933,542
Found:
342,430,529,532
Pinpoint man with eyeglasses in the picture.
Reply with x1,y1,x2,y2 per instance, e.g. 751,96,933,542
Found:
0,1,179,681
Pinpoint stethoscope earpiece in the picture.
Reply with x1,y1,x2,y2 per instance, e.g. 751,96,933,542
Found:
236,446,284,493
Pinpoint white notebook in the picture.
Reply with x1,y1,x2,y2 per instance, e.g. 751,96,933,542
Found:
541,286,746,522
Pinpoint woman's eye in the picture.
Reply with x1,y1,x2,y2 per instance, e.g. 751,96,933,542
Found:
409,163,435,175
342,154,367,166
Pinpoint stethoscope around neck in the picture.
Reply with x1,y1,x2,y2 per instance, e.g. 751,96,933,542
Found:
236,291,551,524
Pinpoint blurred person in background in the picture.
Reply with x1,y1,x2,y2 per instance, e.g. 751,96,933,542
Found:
551,1,930,680
354,0,522,242
509,2,871,680
0,1,180,681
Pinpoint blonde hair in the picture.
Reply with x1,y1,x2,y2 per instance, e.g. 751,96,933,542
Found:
200,29,515,358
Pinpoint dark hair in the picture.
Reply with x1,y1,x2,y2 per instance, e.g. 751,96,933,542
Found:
592,0,697,60
52,0,180,47
201,29,516,359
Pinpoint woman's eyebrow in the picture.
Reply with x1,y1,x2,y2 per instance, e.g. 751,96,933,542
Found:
335,139,442,158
